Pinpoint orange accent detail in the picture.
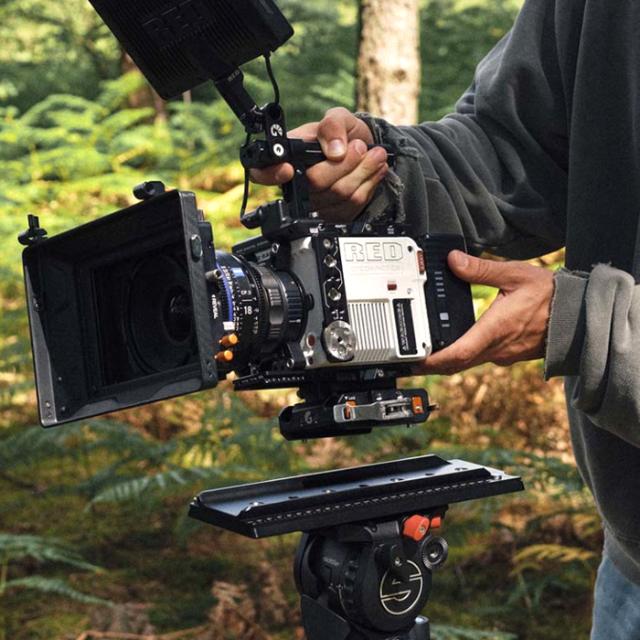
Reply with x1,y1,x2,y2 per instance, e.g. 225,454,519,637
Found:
403,515,431,542
417,250,426,274
412,396,424,414
430,516,442,530
344,400,357,420
220,333,239,348
215,350,234,363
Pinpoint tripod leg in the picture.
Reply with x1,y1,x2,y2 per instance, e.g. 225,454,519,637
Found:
301,595,351,640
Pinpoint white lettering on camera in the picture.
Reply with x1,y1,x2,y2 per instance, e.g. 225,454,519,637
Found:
342,242,403,262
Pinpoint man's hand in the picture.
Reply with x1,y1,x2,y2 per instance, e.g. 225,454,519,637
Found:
418,251,555,375
250,107,388,222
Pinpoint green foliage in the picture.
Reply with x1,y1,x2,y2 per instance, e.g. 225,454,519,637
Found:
0,532,111,625
2,576,109,607
0,0,120,110
0,533,100,571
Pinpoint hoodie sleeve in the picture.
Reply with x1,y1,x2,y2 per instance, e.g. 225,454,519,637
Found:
359,0,577,259
546,265,640,448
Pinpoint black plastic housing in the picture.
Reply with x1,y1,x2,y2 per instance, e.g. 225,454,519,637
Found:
189,455,524,538
88,0,295,98
22,190,220,427
419,234,476,352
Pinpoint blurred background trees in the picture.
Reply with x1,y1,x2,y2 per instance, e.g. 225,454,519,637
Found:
357,0,422,123
0,1,597,639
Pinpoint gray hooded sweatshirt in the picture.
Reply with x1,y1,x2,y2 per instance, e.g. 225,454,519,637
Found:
360,0,640,584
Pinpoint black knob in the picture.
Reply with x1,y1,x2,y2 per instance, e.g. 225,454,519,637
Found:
133,181,166,201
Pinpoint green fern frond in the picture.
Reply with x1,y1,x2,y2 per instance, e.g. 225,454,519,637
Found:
4,576,111,606
0,533,100,572
89,466,227,505
512,543,597,574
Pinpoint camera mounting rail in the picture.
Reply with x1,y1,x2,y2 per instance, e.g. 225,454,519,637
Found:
189,454,524,640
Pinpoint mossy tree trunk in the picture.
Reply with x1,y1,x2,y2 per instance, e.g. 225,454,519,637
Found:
356,0,422,125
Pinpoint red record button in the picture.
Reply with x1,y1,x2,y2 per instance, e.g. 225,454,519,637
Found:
403,515,431,541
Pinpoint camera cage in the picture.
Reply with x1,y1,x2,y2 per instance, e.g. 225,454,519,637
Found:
21,0,476,436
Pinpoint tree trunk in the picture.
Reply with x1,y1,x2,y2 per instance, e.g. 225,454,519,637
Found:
356,0,421,125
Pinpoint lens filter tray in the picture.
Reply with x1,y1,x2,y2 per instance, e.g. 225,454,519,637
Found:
189,454,523,538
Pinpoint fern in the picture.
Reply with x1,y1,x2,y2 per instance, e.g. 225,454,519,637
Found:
89,466,230,505
0,533,111,609
0,533,100,571
3,576,111,606
512,544,597,574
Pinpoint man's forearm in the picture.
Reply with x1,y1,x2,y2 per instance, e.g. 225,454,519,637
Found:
546,264,640,448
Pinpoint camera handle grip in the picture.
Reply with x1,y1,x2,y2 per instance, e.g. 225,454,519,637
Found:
240,139,396,170
297,140,396,168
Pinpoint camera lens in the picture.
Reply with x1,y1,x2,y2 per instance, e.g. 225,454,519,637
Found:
215,252,305,369
127,253,197,373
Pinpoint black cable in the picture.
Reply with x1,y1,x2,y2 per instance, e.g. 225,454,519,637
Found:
239,56,279,220
264,54,280,105
240,132,252,218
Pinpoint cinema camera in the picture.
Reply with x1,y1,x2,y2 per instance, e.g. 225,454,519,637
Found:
19,2,524,638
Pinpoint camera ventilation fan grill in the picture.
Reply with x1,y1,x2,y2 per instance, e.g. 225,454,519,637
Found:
88,0,294,99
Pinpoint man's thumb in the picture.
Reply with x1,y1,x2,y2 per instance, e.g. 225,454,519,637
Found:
448,251,511,287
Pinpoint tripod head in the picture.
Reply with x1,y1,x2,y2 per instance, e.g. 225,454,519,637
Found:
190,454,524,638
295,512,448,640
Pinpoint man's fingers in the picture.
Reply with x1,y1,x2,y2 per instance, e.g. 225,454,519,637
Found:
318,165,388,223
250,163,295,186
288,122,320,141
317,107,373,161
448,251,525,289
314,145,388,207
305,139,369,193
421,309,503,374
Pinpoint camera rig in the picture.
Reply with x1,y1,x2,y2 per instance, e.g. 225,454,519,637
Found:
19,1,525,636
21,0,475,438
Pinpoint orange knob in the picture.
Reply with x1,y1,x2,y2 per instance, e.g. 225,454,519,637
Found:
215,350,234,363
220,333,239,348
403,515,431,542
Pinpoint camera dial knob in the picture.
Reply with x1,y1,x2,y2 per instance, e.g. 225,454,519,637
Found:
323,321,356,362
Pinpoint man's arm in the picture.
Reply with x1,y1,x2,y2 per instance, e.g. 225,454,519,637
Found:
544,266,640,448
253,0,640,449
359,0,576,258
256,0,573,254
